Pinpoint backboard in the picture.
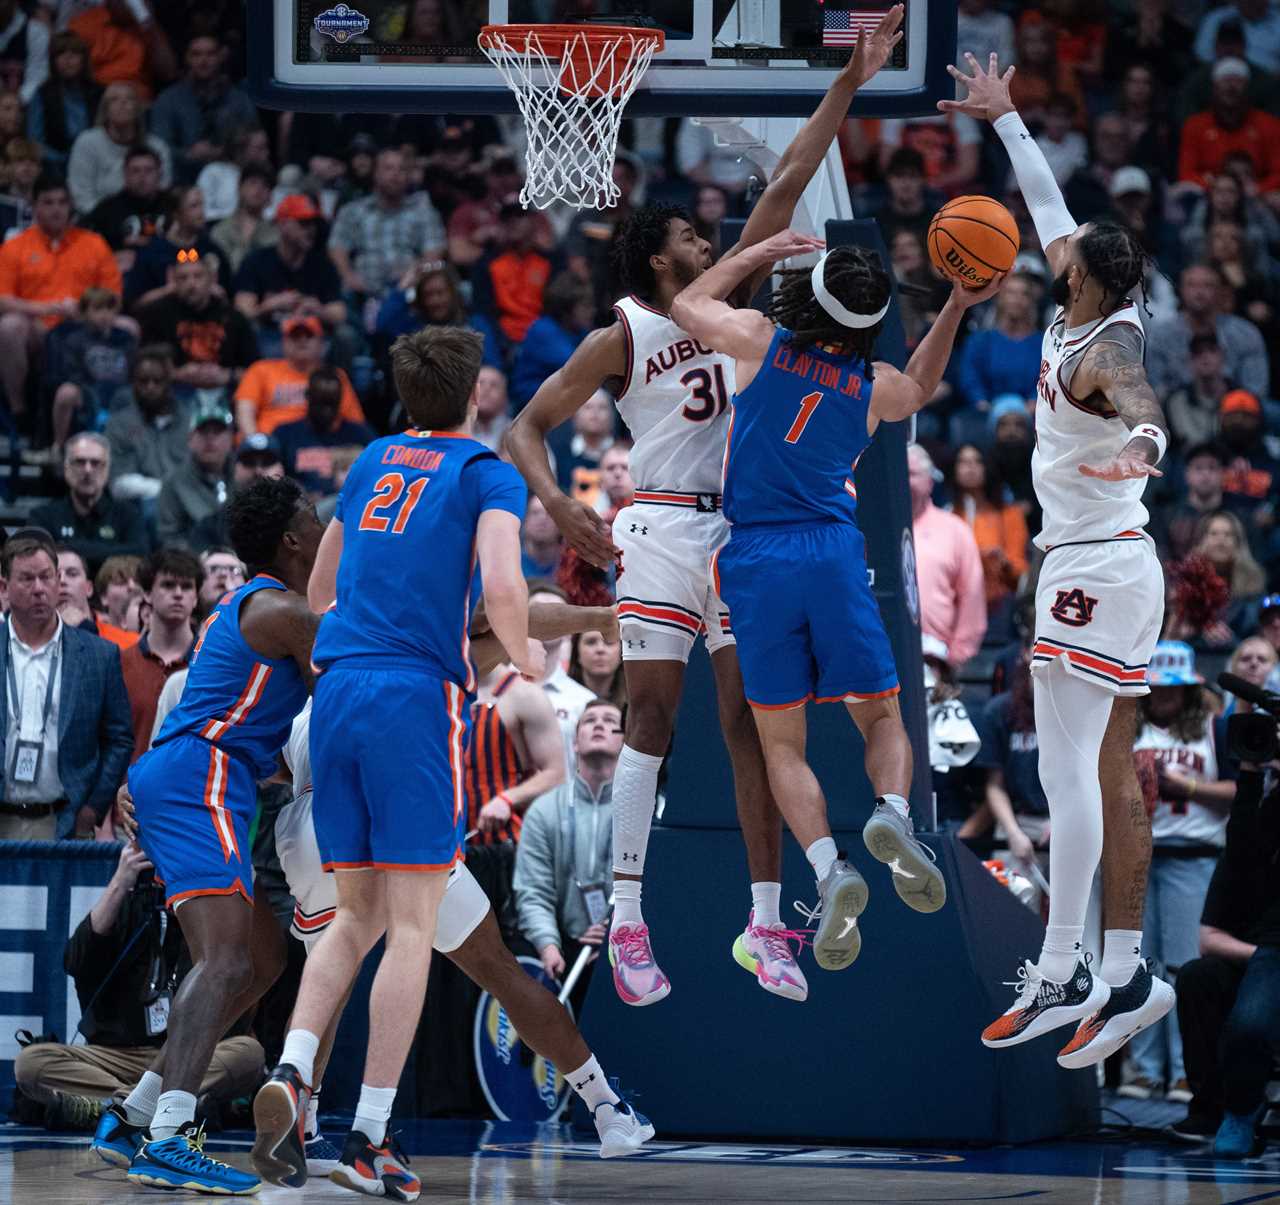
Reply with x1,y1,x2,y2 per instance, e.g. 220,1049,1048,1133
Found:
247,1,957,118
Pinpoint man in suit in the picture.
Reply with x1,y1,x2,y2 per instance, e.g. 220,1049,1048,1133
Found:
0,531,134,840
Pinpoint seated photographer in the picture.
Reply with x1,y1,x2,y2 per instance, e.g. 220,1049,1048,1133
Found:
1174,696,1280,1159
13,841,263,1129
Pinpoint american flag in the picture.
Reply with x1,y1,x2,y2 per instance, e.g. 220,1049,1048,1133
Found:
822,9,886,46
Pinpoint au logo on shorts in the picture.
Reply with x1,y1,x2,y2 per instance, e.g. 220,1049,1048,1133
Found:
1050,587,1098,628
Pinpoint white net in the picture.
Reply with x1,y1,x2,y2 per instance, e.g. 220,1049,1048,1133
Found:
478,26,661,211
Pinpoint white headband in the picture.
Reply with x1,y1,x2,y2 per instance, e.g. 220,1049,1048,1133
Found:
810,252,890,329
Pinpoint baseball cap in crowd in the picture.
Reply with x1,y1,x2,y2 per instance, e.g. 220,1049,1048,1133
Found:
275,193,323,222
190,398,233,431
989,395,1030,433
1011,251,1047,281
348,132,378,157
1110,166,1151,198
1259,593,1280,619
282,315,324,338
237,433,282,465
1212,56,1250,82
1220,389,1261,416
1148,641,1204,687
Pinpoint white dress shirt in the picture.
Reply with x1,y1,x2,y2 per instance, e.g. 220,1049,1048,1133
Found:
5,617,65,804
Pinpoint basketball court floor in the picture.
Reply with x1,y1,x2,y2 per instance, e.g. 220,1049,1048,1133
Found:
5,1115,1279,1203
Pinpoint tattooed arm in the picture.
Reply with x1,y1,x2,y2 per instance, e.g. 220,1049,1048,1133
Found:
1069,326,1167,482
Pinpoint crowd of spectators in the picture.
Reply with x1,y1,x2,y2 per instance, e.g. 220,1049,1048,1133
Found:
0,0,1276,1149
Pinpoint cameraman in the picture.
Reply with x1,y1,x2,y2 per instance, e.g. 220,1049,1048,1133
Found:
1174,739,1280,1158
13,842,263,1129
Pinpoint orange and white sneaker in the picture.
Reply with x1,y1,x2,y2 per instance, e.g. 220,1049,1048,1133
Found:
981,958,1110,1049
732,910,808,1002
331,1129,420,1201
1057,960,1175,1069
608,922,671,1006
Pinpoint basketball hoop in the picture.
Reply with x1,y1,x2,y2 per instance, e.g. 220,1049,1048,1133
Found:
478,24,664,211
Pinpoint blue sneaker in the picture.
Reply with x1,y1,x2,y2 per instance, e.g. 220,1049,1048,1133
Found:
305,1131,342,1176
127,1122,260,1195
250,1063,310,1188
1213,1108,1264,1159
91,1103,143,1168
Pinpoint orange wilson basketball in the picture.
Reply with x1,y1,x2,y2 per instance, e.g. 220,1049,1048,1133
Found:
927,196,1021,289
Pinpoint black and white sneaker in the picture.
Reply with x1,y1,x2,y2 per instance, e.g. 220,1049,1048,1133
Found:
981,958,1110,1049
1056,960,1175,1069
1168,1113,1219,1144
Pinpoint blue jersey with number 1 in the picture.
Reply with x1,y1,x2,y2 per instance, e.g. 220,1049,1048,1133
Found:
722,327,874,528
311,428,527,691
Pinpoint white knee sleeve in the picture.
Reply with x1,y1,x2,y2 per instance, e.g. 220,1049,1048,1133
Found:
611,744,663,875
1033,662,1114,931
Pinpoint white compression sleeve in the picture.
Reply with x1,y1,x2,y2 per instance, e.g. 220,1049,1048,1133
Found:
992,111,1078,252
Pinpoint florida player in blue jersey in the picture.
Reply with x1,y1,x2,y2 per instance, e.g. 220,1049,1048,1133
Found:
260,326,540,1202
672,230,1003,971
121,475,323,1195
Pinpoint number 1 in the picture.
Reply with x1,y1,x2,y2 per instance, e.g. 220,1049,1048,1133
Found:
784,391,823,444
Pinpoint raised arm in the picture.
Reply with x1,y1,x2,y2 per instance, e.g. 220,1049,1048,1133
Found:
938,54,1076,275
504,326,623,570
869,276,1004,425
1070,326,1169,482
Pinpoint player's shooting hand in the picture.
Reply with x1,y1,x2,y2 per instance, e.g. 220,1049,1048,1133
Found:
949,272,1006,309
540,944,566,979
513,639,547,683
749,230,826,267
478,796,513,832
551,497,617,570
841,4,904,89
937,53,1016,123
114,782,138,841
1078,453,1163,482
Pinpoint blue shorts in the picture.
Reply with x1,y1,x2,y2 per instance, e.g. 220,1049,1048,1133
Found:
130,734,256,908
713,522,900,709
311,665,469,872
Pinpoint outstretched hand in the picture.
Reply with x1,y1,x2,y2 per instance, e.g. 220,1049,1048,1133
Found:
1078,453,1163,482
748,230,825,267
937,53,1016,123
839,4,905,89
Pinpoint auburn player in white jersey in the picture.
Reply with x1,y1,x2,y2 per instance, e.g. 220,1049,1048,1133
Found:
941,54,1176,1067
508,8,905,1007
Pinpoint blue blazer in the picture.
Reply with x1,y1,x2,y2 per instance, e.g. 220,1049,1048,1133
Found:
0,622,134,837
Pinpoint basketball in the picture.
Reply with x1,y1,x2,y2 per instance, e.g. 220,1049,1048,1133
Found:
928,196,1021,289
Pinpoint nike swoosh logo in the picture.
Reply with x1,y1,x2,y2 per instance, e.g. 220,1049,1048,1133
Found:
889,857,915,880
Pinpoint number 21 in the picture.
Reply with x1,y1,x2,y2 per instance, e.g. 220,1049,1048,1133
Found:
358,473,430,534
784,391,823,444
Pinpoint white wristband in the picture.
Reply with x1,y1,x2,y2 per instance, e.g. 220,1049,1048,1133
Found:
1129,423,1166,465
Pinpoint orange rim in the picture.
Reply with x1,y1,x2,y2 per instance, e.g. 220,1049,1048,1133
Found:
478,24,665,58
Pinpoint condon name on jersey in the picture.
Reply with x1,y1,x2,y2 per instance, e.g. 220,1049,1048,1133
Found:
612,294,735,496
1032,299,1149,551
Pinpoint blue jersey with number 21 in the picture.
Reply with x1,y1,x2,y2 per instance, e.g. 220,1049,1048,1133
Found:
722,327,874,528
311,428,527,691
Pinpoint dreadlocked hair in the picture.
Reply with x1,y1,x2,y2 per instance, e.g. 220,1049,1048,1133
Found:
766,245,890,362
612,203,688,297
227,475,307,575
1077,220,1154,317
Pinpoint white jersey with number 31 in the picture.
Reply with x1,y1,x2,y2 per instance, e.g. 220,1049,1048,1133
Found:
1032,299,1149,551
611,294,735,496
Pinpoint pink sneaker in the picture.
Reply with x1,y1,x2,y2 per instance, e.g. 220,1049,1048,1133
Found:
608,923,671,1006
732,911,809,1002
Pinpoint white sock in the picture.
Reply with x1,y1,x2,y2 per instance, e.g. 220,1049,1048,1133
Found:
750,882,781,927
880,793,910,822
613,877,642,925
1038,924,1083,984
122,1069,162,1127
353,1084,397,1146
1101,929,1143,987
611,745,662,876
805,836,838,885
305,1088,320,1140
567,1055,618,1110
279,1029,320,1087
150,1090,196,1140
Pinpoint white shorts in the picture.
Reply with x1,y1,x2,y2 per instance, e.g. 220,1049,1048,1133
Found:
275,789,489,952
613,495,734,662
1030,532,1164,697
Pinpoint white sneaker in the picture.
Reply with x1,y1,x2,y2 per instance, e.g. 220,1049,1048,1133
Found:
593,1099,655,1159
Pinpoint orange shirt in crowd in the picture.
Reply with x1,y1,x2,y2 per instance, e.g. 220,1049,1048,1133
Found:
489,249,551,342
961,501,1030,607
1178,108,1280,191
235,359,364,436
0,224,122,328
69,7,153,101
95,618,141,652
